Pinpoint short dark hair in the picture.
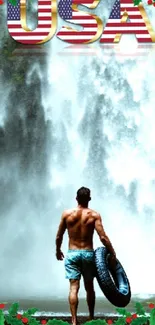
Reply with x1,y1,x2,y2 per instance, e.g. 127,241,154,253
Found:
76,187,91,206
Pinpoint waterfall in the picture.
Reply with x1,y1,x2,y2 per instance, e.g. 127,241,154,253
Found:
42,49,155,299
1,0,155,311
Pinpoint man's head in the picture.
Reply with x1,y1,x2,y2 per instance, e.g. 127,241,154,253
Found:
76,187,91,207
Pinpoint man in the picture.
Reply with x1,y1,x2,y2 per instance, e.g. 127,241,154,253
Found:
55,187,116,325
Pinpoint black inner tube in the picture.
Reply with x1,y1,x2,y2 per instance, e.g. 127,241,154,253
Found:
106,254,129,295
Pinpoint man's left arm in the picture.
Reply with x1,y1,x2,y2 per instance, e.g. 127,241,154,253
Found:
55,211,67,260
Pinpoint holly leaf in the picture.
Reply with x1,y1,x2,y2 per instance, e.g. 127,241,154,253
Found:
131,317,149,325
115,308,128,316
8,303,19,317
5,315,13,324
133,0,141,5
0,310,5,325
26,308,38,316
29,319,40,325
83,320,107,325
11,319,21,325
14,320,23,325
114,318,126,325
135,302,146,316
8,0,18,6
150,308,155,325
5,316,21,325
47,320,70,325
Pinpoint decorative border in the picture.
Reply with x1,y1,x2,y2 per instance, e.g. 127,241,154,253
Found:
0,301,155,325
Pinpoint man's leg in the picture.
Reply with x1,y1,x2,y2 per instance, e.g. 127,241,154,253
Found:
83,279,95,320
69,279,80,325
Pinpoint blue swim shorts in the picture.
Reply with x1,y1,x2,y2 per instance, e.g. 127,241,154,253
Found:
64,249,96,281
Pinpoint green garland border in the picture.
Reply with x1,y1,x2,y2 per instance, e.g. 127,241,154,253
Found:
0,301,155,325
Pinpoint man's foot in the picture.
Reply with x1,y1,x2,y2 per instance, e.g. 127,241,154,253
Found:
88,315,94,321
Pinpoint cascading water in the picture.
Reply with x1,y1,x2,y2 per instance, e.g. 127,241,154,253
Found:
44,49,155,301
1,0,155,314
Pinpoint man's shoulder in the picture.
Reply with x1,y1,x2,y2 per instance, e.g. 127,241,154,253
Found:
62,208,100,219
62,209,73,218
88,209,100,218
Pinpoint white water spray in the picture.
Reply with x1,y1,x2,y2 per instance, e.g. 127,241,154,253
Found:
1,8,155,311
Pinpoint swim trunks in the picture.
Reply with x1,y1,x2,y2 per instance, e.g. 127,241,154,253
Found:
64,249,96,281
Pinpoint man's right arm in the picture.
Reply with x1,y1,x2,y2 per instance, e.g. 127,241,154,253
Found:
95,213,116,258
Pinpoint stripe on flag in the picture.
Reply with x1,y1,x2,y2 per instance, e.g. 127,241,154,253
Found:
100,0,152,43
7,0,54,44
57,0,102,44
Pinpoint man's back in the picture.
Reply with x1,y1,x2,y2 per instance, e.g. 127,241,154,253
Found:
55,187,117,325
65,208,97,250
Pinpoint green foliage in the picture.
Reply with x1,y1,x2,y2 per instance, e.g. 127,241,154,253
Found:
26,308,38,316
0,301,154,325
47,320,70,325
5,316,23,325
115,308,132,317
133,0,142,5
135,303,146,316
0,310,5,325
83,320,107,325
5,315,13,324
8,0,18,6
150,308,155,325
131,317,149,325
8,303,19,317
28,319,40,325
10,318,22,325
114,317,126,325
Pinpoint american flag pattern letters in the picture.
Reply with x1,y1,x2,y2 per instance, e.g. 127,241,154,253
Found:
7,0,55,44
57,0,102,43
100,0,152,43
7,0,153,44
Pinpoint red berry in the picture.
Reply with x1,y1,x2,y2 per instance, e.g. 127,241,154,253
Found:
107,320,113,325
0,304,5,309
0,0,4,5
149,303,155,308
126,317,132,324
148,0,152,4
22,318,29,324
132,314,137,319
16,314,22,320
153,2,155,6
41,321,47,325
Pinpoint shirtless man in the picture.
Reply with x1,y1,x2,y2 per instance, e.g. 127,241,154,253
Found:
55,187,116,325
